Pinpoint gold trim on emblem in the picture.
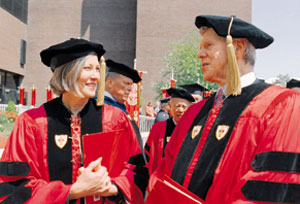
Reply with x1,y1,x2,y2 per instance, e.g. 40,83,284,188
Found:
55,134,68,149
127,114,132,120
191,125,202,140
215,125,229,140
166,136,171,143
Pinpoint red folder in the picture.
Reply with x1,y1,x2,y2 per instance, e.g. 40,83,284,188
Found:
82,129,127,204
145,172,204,204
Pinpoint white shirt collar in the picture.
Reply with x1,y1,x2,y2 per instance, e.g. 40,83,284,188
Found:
218,72,256,94
104,91,117,102
240,72,256,88
172,117,177,125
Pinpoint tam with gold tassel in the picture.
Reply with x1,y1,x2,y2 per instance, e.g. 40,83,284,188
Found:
97,56,106,106
225,16,241,96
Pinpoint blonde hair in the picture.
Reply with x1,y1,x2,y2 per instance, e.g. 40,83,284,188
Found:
49,56,87,97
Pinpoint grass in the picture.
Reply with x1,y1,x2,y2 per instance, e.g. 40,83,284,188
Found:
0,122,14,137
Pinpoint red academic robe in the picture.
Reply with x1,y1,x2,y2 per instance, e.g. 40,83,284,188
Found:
0,98,143,204
145,118,176,176
149,82,300,204
145,120,167,176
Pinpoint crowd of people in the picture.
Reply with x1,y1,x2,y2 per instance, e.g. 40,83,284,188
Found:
0,14,300,204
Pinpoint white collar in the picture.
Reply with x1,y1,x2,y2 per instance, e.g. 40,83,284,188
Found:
104,91,117,102
240,72,256,88
218,72,256,94
172,117,177,125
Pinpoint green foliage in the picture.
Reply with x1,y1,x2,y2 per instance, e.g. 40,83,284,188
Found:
0,124,3,132
5,101,17,114
0,111,16,135
0,112,8,124
272,74,290,87
153,30,217,98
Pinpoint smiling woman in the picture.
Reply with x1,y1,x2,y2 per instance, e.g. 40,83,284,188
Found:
0,38,145,204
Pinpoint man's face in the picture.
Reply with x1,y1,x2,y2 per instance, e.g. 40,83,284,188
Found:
197,28,227,86
107,75,133,104
170,98,191,123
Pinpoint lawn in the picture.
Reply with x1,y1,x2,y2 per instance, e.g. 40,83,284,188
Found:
0,122,14,137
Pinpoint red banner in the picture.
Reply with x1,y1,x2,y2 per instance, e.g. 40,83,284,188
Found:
170,78,176,88
19,87,25,105
162,89,170,98
46,87,52,102
31,87,36,107
125,72,142,126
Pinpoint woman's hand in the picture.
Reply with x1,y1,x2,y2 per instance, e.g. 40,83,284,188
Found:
69,157,112,200
98,182,119,197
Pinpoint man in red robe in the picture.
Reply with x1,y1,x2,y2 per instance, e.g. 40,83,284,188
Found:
145,88,194,176
147,15,300,204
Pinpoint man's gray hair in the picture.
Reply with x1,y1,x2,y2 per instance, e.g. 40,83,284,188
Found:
243,40,256,66
105,72,122,81
160,102,169,109
49,56,87,97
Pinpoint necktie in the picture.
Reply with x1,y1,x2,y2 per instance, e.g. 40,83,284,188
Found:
215,89,225,108
70,115,81,183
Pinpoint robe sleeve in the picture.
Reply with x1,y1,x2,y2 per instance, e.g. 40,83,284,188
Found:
102,105,145,204
224,90,300,204
145,121,166,176
0,110,71,204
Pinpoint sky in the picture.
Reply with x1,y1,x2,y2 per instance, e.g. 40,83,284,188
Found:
252,0,300,80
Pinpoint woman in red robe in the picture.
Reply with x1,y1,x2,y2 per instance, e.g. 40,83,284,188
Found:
0,39,144,204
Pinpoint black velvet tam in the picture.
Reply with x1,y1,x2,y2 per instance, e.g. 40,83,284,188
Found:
166,88,195,102
286,78,300,88
160,97,171,104
180,83,208,95
40,38,105,71
106,59,141,83
195,15,274,49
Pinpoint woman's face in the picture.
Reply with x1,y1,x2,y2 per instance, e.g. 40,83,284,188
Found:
77,55,100,98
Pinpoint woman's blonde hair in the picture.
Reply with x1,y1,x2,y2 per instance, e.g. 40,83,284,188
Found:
50,56,87,97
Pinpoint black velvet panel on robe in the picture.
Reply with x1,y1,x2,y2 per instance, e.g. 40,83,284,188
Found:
171,95,215,185
242,180,300,203
252,151,300,173
171,80,270,200
162,118,176,157
44,97,102,185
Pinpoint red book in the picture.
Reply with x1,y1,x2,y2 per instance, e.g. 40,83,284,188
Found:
145,172,204,204
82,129,127,204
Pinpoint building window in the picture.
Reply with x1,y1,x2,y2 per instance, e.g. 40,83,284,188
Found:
0,69,23,104
20,39,26,66
0,0,28,24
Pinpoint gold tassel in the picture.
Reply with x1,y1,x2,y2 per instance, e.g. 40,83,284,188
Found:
97,56,106,106
225,16,241,96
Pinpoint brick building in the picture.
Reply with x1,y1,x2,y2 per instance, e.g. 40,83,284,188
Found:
0,0,251,106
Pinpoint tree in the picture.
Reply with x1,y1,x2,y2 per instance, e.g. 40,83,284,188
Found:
5,100,17,113
153,30,217,98
272,74,290,87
